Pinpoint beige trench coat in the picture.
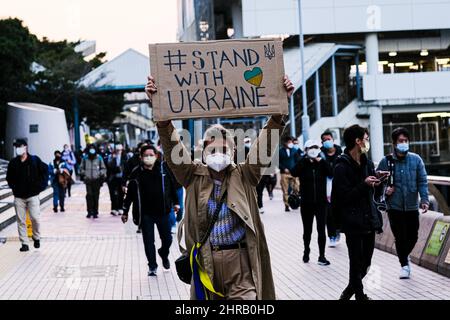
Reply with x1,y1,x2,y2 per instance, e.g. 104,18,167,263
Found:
157,116,285,300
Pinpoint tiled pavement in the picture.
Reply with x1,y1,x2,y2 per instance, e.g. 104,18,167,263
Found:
0,183,449,300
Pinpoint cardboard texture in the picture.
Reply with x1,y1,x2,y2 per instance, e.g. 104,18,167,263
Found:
149,39,287,121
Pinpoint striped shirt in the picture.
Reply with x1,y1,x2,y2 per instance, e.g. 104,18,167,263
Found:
208,180,246,246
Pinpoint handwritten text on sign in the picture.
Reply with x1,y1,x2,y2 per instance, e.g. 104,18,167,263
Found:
149,39,286,121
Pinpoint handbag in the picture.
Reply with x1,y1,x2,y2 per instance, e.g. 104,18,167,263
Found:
175,191,227,284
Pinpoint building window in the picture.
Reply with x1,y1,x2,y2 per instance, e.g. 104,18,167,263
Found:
29,124,39,133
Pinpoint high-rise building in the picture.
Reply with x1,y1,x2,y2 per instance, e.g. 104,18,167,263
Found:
177,0,450,174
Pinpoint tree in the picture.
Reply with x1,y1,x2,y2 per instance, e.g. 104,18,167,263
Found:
0,18,37,143
0,18,124,154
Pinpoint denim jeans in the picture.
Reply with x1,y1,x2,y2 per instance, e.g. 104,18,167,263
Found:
52,181,65,209
169,187,184,227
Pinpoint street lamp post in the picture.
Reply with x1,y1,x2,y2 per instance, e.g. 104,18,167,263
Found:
297,0,310,143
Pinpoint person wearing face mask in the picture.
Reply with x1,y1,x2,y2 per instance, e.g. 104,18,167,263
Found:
332,125,384,300
121,145,180,276
80,144,107,218
61,144,76,197
279,136,301,212
6,139,48,252
48,150,71,213
146,74,294,300
291,140,332,266
376,127,429,280
106,144,127,216
320,131,343,248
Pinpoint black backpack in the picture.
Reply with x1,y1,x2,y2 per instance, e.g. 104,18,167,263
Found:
31,156,49,193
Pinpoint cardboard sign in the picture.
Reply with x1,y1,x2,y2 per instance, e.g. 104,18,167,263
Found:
149,39,287,121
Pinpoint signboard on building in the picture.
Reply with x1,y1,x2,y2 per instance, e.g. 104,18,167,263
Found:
425,221,450,256
149,39,287,121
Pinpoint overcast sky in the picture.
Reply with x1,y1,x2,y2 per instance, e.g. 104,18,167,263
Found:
1,0,178,59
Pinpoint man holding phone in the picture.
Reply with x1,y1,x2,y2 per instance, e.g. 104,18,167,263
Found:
377,127,429,280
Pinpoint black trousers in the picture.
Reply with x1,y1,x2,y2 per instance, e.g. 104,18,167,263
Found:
388,209,420,267
67,169,73,196
325,203,338,238
108,177,124,211
141,213,172,270
256,176,276,209
85,179,102,215
344,232,375,298
300,203,327,257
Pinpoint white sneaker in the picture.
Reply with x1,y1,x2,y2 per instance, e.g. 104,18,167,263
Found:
110,210,118,216
329,238,336,248
118,209,124,215
259,208,265,214
399,265,411,279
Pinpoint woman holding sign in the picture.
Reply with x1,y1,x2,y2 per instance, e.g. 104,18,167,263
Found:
146,75,293,300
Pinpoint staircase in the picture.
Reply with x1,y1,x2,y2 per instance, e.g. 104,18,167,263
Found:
0,159,53,232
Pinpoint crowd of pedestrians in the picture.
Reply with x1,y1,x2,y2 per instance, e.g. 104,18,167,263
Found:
4,74,430,301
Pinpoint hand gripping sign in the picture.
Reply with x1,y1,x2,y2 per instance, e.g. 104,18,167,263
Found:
149,39,287,121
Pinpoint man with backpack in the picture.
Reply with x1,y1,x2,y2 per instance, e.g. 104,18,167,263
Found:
80,144,107,218
6,139,48,252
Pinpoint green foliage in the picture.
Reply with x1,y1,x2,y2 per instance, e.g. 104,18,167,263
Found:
0,18,124,147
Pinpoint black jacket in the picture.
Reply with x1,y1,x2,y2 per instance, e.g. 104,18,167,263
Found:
106,153,127,182
122,161,179,226
279,147,301,172
122,153,141,186
291,155,332,205
331,152,383,235
6,154,48,198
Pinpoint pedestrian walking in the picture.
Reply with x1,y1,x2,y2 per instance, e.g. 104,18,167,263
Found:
279,136,300,212
121,145,180,276
332,125,383,301
256,173,277,214
61,144,76,197
80,144,107,218
106,144,127,216
377,127,429,279
291,140,332,266
123,141,149,234
320,131,343,247
6,139,48,252
146,74,294,300
49,150,71,212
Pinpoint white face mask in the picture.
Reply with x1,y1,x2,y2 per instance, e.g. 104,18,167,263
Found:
307,148,321,158
16,147,26,156
287,143,294,149
143,155,156,167
361,141,370,154
205,153,231,172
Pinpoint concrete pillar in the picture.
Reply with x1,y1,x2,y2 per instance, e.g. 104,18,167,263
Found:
365,33,384,163
289,95,296,138
231,0,243,38
314,71,321,121
331,55,338,116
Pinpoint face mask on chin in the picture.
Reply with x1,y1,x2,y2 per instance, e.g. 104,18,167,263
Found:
205,152,232,172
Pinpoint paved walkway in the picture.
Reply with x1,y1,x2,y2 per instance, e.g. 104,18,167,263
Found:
0,183,449,300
